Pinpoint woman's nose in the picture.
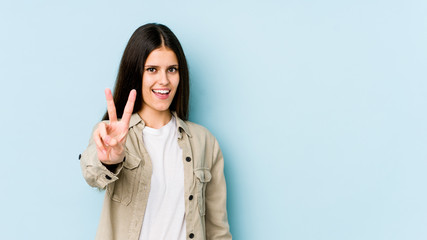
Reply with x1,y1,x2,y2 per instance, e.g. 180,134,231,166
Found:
158,71,170,85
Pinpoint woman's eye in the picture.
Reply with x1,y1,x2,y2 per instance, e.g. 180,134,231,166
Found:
168,67,178,73
146,68,156,72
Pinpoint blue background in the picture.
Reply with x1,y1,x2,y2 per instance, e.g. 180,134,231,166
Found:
1,0,426,239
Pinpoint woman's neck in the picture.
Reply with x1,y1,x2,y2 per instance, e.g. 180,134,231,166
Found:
138,107,172,129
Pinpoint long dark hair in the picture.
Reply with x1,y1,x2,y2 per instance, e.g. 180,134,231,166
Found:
102,23,189,121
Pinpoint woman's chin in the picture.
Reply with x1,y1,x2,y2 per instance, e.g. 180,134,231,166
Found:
141,102,173,114
152,105,172,113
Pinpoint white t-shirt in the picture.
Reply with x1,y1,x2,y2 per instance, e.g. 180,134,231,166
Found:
139,116,186,240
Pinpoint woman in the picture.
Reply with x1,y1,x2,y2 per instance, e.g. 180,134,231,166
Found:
80,23,232,240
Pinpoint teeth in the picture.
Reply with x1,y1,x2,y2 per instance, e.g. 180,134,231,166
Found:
153,90,170,94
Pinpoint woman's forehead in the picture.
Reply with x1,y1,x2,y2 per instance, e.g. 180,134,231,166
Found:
145,47,178,66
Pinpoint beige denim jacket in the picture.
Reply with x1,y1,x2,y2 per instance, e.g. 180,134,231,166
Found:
80,112,232,240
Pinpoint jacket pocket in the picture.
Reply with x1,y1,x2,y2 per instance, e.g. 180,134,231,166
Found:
194,169,212,216
107,154,141,206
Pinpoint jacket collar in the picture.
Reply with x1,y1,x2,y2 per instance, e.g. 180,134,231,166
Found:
128,111,192,138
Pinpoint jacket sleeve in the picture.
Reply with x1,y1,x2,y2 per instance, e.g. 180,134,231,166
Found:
80,123,125,189
205,139,232,239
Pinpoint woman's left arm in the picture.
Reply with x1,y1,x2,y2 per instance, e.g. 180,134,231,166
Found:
205,139,232,239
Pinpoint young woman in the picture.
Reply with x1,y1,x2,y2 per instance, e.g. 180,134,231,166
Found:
80,23,232,240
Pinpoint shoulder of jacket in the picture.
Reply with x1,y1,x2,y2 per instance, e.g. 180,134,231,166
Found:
185,121,216,141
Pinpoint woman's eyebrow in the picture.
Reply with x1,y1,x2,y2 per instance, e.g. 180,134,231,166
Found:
144,64,178,67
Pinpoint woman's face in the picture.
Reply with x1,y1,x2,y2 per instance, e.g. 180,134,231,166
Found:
141,46,179,114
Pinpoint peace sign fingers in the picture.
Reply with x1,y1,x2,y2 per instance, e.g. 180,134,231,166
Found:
105,88,118,122
95,88,136,165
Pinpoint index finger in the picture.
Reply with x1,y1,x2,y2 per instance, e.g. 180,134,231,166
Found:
105,88,118,122
121,89,137,125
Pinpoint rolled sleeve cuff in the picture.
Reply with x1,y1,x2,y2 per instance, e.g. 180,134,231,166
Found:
82,151,125,189
95,159,125,189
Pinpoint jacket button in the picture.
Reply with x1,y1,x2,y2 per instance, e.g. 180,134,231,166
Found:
186,157,191,162
189,195,193,200
189,233,194,239
105,175,112,180
78,154,81,160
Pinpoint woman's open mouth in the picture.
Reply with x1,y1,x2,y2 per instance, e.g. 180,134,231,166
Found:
152,89,171,99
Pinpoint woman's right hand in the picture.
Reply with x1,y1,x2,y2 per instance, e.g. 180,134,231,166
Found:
93,88,137,165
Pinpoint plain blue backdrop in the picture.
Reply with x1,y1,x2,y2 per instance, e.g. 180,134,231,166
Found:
1,0,426,239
